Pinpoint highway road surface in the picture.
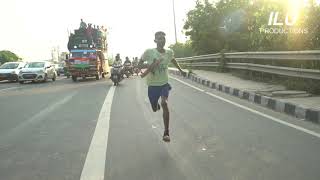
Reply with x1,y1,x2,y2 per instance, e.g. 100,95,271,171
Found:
0,74,320,180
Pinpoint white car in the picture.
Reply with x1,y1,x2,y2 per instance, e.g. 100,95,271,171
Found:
0,62,26,82
18,61,57,84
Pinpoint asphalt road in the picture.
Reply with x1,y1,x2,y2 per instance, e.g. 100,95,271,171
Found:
0,74,320,180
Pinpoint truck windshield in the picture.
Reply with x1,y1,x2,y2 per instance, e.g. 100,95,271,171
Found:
71,52,96,58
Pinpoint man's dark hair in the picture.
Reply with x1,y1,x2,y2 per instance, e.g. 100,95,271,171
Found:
155,31,166,38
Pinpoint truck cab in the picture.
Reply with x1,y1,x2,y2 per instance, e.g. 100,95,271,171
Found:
66,49,109,81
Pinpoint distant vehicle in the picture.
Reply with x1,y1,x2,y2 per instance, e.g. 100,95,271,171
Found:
63,64,71,78
66,24,110,82
54,64,64,76
0,62,26,82
123,61,133,78
66,49,109,81
133,66,140,75
18,61,57,84
110,62,124,86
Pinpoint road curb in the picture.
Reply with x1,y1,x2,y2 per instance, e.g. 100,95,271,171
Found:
169,70,320,123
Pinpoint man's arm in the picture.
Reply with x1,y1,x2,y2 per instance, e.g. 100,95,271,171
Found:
140,59,161,78
171,58,187,76
137,59,146,69
139,49,163,78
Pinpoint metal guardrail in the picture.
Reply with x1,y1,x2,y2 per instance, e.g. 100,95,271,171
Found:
176,50,320,80
227,63,320,80
176,50,320,62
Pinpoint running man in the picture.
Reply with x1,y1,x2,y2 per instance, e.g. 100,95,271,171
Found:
139,31,186,142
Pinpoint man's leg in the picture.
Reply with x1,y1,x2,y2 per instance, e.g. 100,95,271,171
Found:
160,84,171,142
161,96,169,133
148,86,161,112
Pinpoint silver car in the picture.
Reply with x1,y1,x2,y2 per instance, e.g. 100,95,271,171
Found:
18,61,57,84
0,62,26,82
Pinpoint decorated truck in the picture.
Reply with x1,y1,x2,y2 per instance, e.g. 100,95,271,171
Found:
66,24,109,81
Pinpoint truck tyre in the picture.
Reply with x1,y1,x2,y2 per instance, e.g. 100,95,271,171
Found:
72,75,77,82
96,73,101,80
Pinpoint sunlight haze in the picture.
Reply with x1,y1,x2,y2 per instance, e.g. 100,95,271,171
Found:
0,0,196,60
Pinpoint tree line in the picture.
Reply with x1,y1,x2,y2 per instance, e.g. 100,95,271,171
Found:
0,50,20,65
170,0,320,57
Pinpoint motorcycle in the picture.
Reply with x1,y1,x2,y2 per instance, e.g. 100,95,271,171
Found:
133,66,140,75
123,62,133,78
111,63,123,86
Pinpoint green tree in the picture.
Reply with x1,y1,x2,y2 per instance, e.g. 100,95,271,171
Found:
169,41,195,58
184,0,320,53
184,0,223,55
0,50,21,64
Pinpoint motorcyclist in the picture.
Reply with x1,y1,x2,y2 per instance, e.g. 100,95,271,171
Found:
132,57,139,67
123,57,133,75
111,53,124,79
123,57,132,66
113,54,123,65
132,57,140,75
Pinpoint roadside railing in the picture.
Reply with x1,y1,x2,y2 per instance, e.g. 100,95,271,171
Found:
176,51,320,80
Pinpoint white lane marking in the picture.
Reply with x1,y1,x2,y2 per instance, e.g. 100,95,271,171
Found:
171,77,205,92
80,86,116,180
0,87,19,92
170,76,320,139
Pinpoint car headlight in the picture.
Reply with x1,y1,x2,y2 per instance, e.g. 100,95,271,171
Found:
11,71,16,74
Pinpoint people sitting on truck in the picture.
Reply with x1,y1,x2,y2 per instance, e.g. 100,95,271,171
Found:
86,23,94,45
80,19,87,29
101,26,107,33
92,26,98,43
67,33,77,51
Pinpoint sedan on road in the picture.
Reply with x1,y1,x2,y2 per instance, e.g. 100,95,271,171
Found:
18,61,57,84
0,62,26,82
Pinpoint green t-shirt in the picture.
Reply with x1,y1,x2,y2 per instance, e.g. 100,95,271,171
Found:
141,48,174,86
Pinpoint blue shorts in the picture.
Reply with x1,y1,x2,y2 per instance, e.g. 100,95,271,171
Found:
148,83,172,110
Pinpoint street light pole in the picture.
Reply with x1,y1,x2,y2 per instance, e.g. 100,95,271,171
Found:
172,0,178,44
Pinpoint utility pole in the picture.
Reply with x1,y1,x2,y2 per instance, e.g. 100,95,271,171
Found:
172,0,178,44
51,47,55,62
57,46,60,62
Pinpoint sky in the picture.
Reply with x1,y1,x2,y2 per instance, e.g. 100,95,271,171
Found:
0,0,197,61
